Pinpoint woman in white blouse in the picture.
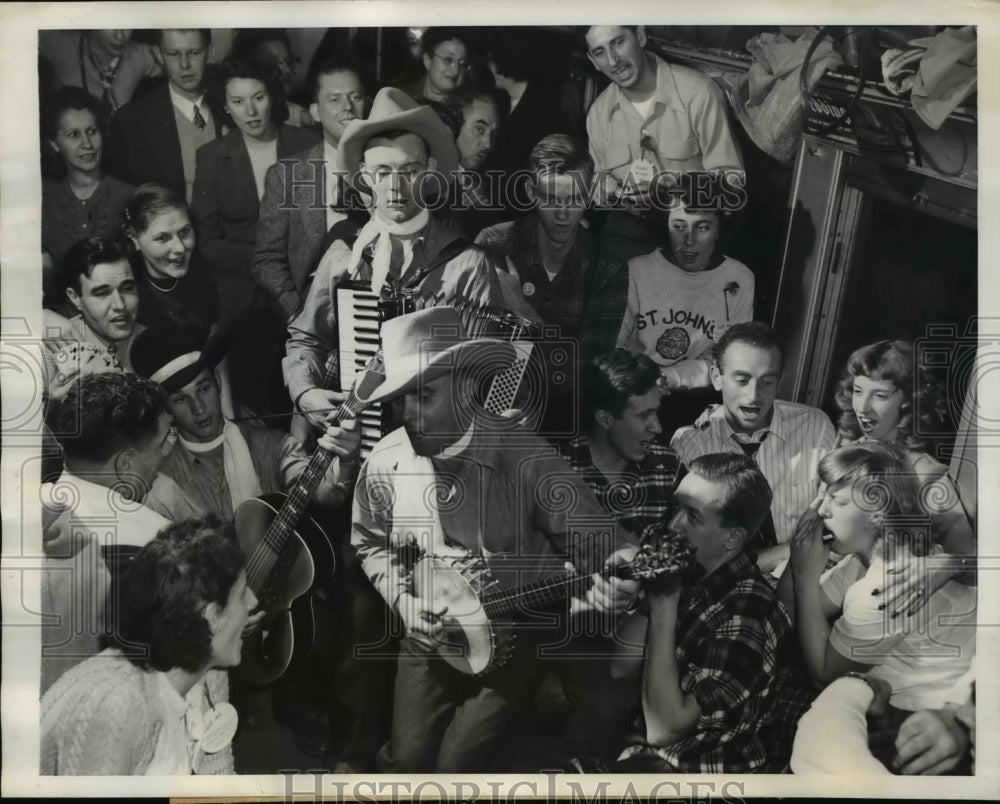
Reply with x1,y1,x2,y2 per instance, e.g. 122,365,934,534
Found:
41,515,261,775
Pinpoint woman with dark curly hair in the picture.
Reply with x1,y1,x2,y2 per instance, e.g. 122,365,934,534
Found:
191,58,318,327
41,514,259,775
833,340,974,558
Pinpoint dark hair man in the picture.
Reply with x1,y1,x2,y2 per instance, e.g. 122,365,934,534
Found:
252,61,367,322
42,237,140,398
613,453,814,772
40,373,174,692
671,322,836,573
583,25,744,260
564,349,681,534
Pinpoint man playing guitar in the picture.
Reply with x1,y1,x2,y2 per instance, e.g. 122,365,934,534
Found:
352,307,640,772
132,325,362,764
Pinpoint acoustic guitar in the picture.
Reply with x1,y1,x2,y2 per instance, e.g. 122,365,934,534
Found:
235,353,385,685
409,529,698,676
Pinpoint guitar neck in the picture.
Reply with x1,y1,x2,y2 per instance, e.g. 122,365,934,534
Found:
261,395,364,549
481,563,634,619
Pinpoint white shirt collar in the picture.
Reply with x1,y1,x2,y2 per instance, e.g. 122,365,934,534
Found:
168,84,208,123
712,400,788,443
55,470,120,503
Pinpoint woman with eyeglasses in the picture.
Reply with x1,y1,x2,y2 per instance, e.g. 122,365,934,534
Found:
397,27,471,105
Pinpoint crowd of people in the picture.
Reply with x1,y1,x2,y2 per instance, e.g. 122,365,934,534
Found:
35,25,976,777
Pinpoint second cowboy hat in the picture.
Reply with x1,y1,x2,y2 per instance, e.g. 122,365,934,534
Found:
365,307,516,404
339,86,460,184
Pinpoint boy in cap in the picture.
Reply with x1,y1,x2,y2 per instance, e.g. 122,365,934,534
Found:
133,325,366,763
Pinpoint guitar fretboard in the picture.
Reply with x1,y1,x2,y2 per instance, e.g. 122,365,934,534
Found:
245,356,384,591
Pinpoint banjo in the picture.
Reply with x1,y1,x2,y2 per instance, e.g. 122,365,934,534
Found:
409,529,698,676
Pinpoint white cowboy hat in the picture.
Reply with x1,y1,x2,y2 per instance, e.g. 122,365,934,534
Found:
339,86,459,184
365,307,515,404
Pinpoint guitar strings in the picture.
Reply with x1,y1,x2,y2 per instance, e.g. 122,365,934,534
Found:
242,389,373,589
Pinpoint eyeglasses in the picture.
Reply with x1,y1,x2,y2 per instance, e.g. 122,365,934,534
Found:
433,53,470,71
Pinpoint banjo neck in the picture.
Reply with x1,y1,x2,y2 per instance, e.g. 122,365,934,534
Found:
479,561,637,620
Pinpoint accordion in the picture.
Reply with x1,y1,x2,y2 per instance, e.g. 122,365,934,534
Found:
335,281,537,457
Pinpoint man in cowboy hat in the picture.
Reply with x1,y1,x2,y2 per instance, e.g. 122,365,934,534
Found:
351,307,640,772
285,86,503,433
133,324,365,761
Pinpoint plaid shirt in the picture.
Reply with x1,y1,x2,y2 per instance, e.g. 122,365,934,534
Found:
476,217,628,360
620,552,815,772
560,436,681,536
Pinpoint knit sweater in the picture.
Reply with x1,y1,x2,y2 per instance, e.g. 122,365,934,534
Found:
40,649,234,775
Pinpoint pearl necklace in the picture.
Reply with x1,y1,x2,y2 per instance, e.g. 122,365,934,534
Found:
147,273,180,293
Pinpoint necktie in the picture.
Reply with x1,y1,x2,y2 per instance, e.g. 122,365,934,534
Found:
733,434,778,549
192,104,207,131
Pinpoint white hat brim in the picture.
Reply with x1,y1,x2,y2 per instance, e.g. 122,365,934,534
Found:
364,338,516,404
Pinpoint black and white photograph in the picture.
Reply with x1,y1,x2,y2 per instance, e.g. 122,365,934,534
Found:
1,1,996,799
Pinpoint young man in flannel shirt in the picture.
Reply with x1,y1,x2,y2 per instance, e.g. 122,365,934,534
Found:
556,347,682,764
562,348,682,535
613,453,815,773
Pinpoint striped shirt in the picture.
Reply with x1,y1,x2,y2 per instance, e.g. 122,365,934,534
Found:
671,400,835,544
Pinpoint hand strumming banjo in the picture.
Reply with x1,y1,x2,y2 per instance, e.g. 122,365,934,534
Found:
409,529,698,676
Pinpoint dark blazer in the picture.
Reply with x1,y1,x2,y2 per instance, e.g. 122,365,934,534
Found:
483,77,583,177
253,142,365,322
108,80,222,195
191,125,320,278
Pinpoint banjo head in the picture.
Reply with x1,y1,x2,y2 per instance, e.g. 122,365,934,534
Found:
413,555,514,676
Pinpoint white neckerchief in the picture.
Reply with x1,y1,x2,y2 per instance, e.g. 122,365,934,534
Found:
348,208,430,293
179,421,262,511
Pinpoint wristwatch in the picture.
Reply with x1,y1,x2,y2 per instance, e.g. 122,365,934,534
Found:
842,671,879,695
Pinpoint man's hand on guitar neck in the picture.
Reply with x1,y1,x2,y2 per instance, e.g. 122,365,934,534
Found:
297,387,350,431
574,546,641,615
396,591,449,649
